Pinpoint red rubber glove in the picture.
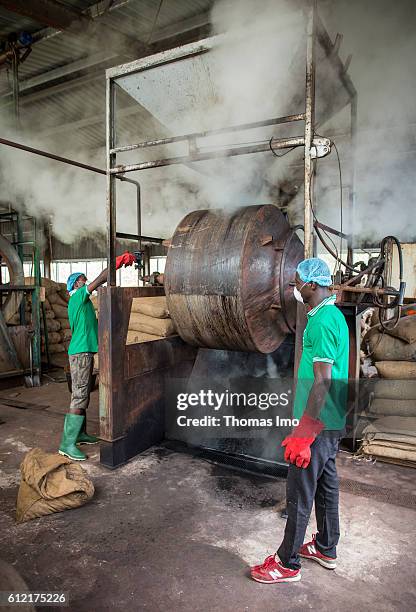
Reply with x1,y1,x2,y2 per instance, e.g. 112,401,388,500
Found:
281,413,324,469
116,252,135,270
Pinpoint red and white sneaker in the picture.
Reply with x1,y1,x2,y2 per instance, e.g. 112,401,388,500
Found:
250,554,301,584
299,534,337,569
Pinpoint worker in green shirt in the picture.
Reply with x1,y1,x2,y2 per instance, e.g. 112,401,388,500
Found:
251,258,349,584
58,253,135,461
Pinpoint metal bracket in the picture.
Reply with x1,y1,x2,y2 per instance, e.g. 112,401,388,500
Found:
310,136,331,159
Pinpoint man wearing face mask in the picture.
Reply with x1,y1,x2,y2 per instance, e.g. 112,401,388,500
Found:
58,252,135,461
251,257,349,584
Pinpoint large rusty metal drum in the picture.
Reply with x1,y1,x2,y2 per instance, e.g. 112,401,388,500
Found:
164,205,303,353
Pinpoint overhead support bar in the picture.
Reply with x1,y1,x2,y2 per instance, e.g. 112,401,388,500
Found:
110,136,305,174
110,113,306,154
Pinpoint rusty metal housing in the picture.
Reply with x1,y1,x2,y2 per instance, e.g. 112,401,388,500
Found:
165,205,303,353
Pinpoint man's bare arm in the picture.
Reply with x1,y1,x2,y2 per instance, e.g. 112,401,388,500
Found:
87,268,108,294
304,361,332,420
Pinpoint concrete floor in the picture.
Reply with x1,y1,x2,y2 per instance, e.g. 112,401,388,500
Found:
0,377,415,612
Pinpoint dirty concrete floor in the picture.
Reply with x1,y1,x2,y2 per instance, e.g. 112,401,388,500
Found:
0,378,415,612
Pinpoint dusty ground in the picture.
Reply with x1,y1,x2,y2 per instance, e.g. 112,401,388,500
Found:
0,378,415,611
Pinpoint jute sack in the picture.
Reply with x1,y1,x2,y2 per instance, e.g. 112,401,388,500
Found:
51,303,68,319
49,343,65,354
360,441,416,466
60,328,72,341
375,361,416,379
386,315,416,344
45,310,55,319
372,378,416,400
131,296,169,318
58,317,71,329
43,331,61,344
369,398,416,417
16,448,94,523
42,318,61,332
126,330,162,345
129,312,175,337
368,332,416,361
48,292,68,308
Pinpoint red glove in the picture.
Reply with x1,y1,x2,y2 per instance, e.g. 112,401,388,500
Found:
116,252,135,270
281,413,324,469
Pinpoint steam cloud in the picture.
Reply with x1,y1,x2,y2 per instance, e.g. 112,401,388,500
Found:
0,0,414,248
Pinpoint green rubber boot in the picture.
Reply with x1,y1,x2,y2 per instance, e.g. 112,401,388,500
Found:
77,415,99,445
58,414,87,461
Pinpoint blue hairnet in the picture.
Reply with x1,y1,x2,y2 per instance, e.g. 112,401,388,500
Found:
67,272,84,292
296,258,332,287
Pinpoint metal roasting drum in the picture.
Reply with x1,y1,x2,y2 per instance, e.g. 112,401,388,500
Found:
164,205,303,353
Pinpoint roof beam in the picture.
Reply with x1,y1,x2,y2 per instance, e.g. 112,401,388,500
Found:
0,0,86,30
0,16,211,105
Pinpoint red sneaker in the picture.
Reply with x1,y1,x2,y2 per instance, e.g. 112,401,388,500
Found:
299,534,337,569
250,554,301,583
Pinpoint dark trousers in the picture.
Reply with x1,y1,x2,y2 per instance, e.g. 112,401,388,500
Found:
277,432,342,570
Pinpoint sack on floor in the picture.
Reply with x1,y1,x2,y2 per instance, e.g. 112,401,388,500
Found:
368,332,416,361
16,448,94,523
129,312,176,337
386,315,416,344
375,361,416,379
51,304,69,319
131,296,169,319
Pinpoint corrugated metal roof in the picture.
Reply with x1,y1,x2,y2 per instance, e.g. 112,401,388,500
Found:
0,0,213,152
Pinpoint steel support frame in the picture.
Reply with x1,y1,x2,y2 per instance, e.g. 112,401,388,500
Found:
101,1,358,464
105,4,357,283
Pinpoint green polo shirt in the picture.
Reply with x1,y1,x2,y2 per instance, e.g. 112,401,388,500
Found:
293,294,349,430
67,285,98,355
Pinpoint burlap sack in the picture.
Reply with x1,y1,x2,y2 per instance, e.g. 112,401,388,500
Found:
60,328,72,341
372,378,416,400
45,310,55,319
375,361,416,379
58,288,70,303
43,331,61,344
58,317,71,329
25,277,59,291
51,303,69,319
369,398,416,417
128,312,175,337
131,296,169,318
90,295,99,311
44,297,51,310
43,318,61,332
48,291,69,308
386,315,416,344
368,332,416,361
49,343,65,354
126,330,162,345
16,448,94,523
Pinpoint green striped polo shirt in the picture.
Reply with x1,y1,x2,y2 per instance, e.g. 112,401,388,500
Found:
293,294,349,430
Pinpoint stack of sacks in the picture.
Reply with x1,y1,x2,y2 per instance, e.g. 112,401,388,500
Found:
359,311,416,466
90,295,176,347
8,278,71,356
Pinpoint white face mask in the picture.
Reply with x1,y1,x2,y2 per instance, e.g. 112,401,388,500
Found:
293,282,307,303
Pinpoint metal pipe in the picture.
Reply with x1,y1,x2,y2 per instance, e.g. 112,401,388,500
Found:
109,137,305,174
347,94,358,266
110,113,306,154
106,77,117,286
303,0,317,259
